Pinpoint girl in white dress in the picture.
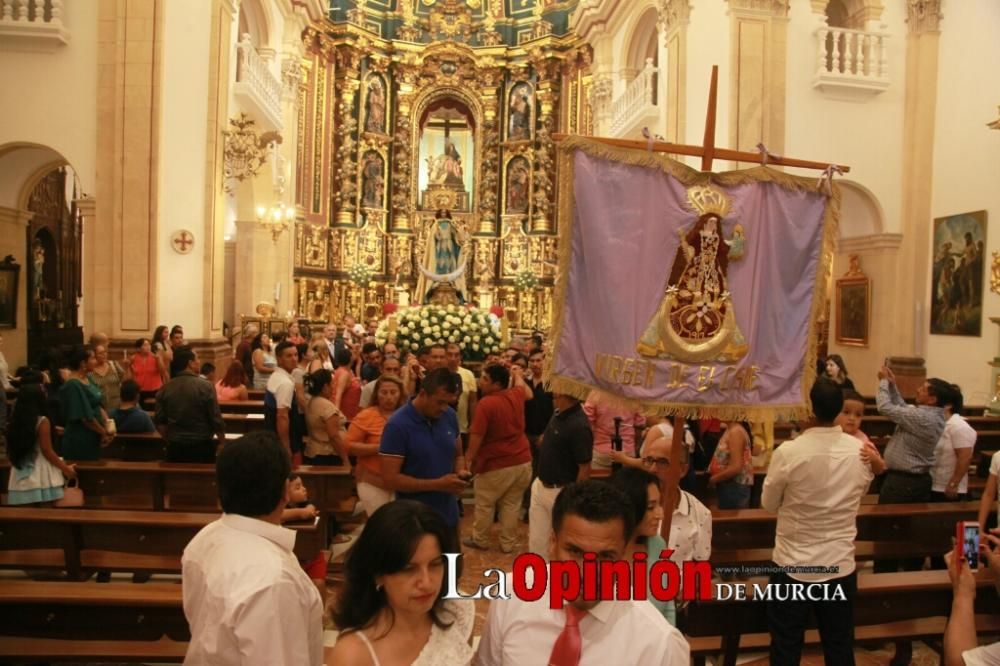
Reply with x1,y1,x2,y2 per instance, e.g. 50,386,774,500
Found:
6,384,76,505
328,500,474,666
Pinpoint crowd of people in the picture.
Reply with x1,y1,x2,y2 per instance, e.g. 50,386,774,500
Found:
3,314,1000,664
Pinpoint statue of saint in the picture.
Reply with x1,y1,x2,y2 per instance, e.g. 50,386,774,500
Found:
506,158,530,213
427,139,465,189
637,187,747,363
361,152,385,209
416,210,468,303
364,77,386,134
32,240,45,301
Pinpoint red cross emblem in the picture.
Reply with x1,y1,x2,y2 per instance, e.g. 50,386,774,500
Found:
171,230,194,254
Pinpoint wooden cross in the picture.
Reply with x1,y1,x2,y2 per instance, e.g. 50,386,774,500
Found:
173,231,194,253
554,66,852,548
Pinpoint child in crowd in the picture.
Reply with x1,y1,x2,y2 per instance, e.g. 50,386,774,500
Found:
6,384,76,505
109,379,156,433
837,390,886,474
282,473,327,604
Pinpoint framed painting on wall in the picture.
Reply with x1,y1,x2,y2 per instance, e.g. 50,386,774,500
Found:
930,210,987,337
0,256,20,328
835,255,870,347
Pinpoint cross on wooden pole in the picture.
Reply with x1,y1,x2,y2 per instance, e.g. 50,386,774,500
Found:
554,65,851,552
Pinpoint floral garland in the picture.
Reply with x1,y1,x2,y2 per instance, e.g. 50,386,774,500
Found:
374,303,501,362
513,269,538,292
346,263,373,287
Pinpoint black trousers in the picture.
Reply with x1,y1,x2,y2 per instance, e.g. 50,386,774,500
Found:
874,470,933,573
166,440,216,463
767,571,857,666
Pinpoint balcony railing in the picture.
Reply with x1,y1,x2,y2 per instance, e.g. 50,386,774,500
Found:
0,0,70,51
813,26,889,99
234,34,284,131
610,59,658,136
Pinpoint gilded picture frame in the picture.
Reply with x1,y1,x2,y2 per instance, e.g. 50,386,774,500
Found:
0,256,20,328
930,210,987,337
835,256,870,347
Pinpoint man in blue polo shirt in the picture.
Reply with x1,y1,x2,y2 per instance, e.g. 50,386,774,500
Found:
380,367,471,536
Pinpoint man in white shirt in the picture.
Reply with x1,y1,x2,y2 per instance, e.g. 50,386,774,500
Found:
182,431,323,665
476,481,689,666
265,341,299,458
932,384,976,501
761,379,875,665
446,343,478,446
643,435,712,565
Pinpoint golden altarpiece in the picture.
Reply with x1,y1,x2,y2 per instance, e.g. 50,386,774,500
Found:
290,0,592,334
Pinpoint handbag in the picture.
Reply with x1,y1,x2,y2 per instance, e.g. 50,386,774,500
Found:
54,478,84,508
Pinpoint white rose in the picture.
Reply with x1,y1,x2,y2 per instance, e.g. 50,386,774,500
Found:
446,304,455,312
423,327,431,335
463,316,472,325
399,326,409,335
425,338,434,346
472,343,480,351
420,319,429,326
463,336,471,343
432,325,440,332
491,345,500,353
473,335,480,342
448,335,458,343
411,342,419,350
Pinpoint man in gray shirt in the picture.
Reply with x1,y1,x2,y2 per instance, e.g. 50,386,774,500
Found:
874,365,949,666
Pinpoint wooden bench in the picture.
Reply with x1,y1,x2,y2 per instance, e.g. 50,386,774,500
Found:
711,501,981,551
0,580,188,662
0,506,322,578
0,459,354,515
145,398,266,414
96,431,241,462
682,569,1000,666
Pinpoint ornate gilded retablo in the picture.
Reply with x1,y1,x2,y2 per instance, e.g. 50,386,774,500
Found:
637,186,748,363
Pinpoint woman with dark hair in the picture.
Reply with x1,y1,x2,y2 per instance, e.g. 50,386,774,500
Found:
303,369,348,465
6,384,76,505
215,360,249,402
610,467,676,625
151,325,170,355
129,337,164,398
251,333,275,391
59,345,113,461
328,500,473,665
332,346,362,420
824,354,855,390
347,374,406,517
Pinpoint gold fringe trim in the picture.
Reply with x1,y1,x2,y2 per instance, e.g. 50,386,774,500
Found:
545,136,841,422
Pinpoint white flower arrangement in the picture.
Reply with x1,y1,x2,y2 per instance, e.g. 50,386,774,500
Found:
376,304,502,362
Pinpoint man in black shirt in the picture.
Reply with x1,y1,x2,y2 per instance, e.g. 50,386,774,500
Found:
155,346,226,463
522,349,554,516
527,393,592,556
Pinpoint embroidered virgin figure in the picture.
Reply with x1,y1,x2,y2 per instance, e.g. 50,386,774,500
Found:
637,186,748,363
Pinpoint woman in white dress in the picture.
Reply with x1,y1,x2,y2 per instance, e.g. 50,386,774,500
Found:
328,500,474,666
6,384,77,505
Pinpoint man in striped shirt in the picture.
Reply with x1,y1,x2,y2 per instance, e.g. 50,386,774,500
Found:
874,365,949,666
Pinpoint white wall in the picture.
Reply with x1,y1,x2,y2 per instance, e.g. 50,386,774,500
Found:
683,0,732,171
156,0,211,336
783,0,906,233
0,1,98,194
924,0,1000,405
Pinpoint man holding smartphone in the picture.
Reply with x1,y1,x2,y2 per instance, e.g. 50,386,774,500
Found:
944,530,1000,665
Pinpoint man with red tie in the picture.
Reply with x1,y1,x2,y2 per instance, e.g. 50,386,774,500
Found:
475,481,689,666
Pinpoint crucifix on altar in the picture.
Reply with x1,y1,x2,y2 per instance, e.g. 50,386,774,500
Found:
554,65,851,551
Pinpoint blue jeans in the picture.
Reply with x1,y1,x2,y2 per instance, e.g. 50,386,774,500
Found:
717,481,751,509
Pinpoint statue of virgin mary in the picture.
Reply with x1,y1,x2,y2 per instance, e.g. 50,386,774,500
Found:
415,210,469,303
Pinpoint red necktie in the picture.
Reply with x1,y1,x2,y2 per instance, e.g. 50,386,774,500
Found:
548,605,587,666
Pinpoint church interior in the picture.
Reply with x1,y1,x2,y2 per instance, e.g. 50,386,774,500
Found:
1,0,1000,663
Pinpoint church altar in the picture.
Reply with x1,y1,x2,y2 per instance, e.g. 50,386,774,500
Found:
288,0,589,333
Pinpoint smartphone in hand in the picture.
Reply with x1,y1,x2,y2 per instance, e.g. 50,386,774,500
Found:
957,520,981,570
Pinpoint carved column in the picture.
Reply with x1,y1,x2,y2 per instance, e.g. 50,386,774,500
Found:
477,66,503,235
659,0,692,143
333,45,362,226
529,54,560,234
391,62,419,233
726,0,789,163
892,0,942,357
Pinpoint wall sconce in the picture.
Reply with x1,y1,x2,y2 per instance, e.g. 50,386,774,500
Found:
256,202,295,241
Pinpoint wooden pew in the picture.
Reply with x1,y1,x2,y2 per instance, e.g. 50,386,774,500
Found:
144,397,265,414
0,580,188,662
682,569,1000,666
0,460,353,516
0,507,322,578
711,501,980,551
859,415,1000,439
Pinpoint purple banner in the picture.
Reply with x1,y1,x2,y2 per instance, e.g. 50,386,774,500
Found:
549,141,835,419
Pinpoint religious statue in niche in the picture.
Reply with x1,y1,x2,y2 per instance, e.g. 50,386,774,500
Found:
637,186,748,363
507,82,533,142
361,151,385,209
427,139,465,188
416,209,469,304
364,76,387,135
31,239,45,301
505,156,530,214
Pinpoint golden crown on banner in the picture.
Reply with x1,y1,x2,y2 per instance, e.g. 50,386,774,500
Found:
686,185,731,219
